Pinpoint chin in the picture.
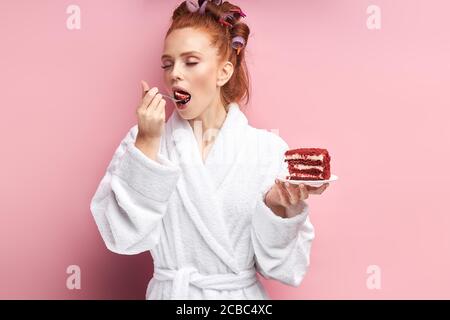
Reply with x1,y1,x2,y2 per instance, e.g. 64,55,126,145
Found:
176,104,203,120
176,108,195,120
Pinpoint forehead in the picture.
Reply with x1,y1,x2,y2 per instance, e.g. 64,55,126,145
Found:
161,28,215,59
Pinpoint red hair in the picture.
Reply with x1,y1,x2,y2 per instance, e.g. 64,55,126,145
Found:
165,0,251,108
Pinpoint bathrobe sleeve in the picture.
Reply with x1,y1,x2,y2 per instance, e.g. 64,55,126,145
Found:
90,125,181,255
251,132,315,287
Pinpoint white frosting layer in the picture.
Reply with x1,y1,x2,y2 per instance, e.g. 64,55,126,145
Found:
285,154,324,161
291,164,324,171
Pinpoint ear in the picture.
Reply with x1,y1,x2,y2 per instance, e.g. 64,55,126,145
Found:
217,61,234,87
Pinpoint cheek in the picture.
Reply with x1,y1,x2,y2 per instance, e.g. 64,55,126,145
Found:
192,64,216,94
163,73,172,90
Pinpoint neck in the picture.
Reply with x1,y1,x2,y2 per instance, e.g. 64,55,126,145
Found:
188,100,228,144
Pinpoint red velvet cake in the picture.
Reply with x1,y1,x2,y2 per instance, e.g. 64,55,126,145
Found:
284,148,331,180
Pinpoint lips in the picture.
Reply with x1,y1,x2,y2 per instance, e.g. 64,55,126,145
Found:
172,86,191,105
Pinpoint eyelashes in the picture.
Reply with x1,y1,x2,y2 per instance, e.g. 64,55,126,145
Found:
161,62,198,70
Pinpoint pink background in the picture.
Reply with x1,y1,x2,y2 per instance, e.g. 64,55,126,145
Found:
1,0,449,299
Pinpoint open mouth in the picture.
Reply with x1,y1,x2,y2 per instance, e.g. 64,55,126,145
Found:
173,89,191,105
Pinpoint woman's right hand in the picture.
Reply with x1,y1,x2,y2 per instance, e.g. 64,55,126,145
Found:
134,80,166,160
136,80,166,142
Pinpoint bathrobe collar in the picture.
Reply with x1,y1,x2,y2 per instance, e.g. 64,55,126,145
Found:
165,102,249,273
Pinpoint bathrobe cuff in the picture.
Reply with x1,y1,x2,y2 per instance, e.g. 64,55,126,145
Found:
113,144,181,202
253,190,310,247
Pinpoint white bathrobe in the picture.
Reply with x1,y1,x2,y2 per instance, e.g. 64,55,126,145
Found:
90,102,315,300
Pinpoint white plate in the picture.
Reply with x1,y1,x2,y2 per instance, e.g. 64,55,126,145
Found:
276,174,339,187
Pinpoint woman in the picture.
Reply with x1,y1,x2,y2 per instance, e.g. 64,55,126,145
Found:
90,0,329,300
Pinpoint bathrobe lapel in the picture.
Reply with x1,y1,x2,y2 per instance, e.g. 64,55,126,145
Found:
165,103,249,273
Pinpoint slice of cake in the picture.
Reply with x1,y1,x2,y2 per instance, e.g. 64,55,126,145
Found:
284,148,331,180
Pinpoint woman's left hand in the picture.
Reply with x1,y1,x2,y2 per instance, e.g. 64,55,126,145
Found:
264,179,329,218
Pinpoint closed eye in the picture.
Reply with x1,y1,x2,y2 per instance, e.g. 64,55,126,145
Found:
161,62,198,70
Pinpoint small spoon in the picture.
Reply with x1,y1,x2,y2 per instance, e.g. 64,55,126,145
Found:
158,92,182,103
143,90,183,103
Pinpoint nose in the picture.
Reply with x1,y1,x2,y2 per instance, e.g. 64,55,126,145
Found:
169,61,183,82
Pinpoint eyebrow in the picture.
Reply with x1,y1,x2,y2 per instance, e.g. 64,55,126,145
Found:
161,51,202,60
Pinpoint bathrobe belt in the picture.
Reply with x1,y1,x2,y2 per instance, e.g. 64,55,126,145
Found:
153,266,258,300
